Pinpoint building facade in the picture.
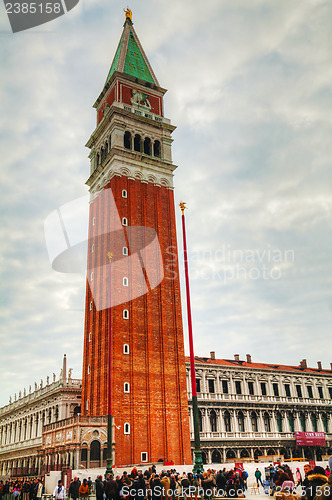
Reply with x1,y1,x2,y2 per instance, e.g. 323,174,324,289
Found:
188,353,332,464
1,354,332,475
0,356,84,477
81,12,192,466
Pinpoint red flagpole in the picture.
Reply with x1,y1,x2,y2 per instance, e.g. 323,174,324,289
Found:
106,252,113,475
179,202,203,473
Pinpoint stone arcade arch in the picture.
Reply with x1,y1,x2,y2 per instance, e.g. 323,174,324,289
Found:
212,449,222,463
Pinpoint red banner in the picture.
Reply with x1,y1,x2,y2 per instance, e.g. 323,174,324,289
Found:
295,432,326,446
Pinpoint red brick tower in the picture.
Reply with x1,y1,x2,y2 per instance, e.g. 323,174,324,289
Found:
81,12,192,466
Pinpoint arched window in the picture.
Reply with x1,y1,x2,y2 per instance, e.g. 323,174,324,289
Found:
238,411,245,432
123,277,128,287
153,140,161,157
198,410,203,432
276,412,283,433
264,412,271,432
210,410,217,432
211,450,222,463
122,189,127,198
73,406,81,416
86,399,89,411
101,147,106,162
123,344,129,354
322,413,328,433
134,134,141,152
124,131,131,150
124,382,130,393
122,217,128,226
90,272,93,281
55,407,59,422
124,422,130,435
288,413,295,432
251,411,258,432
311,413,317,432
96,153,100,166
88,365,90,375
89,301,93,311
90,440,101,461
123,309,129,319
91,244,94,253
144,137,151,155
300,412,306,432
224,411,231,432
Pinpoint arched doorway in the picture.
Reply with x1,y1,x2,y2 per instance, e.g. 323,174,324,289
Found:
90,440,101,466
201,451,207,464
254,448,263,460
240,449,249,458
212,450,222,463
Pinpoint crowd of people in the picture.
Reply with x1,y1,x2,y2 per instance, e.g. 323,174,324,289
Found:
0,479,44,500
1,459,332,500
255,459,332,500
66,466,249,500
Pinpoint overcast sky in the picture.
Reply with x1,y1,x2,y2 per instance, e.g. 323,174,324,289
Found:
1,0,331,407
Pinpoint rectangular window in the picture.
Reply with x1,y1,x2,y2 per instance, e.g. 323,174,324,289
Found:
318,386,324,399
89,301,93,311
307,385,313,399
273,383,279,397
235,381,242,395
208,379,215,393
222,380,228,394
296,385,302,398
248,381,254,395
261,382,267,396
141,452,148,462
196,379,201,393
123,247,128,256
92,217,95,226
88,332,91,342
284,384,291,397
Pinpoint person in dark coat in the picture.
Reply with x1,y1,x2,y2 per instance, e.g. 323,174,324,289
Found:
304,467,328,500
105,476,118,500
95,476,104,500
69,478,81,500
150,475,162,500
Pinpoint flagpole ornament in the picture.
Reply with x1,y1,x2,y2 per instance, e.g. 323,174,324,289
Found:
179,201,187,214
124,7,132,21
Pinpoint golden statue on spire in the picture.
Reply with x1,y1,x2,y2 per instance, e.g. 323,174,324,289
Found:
124,7,132,21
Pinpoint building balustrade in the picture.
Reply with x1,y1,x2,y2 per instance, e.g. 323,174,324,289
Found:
0,436,42,454
43,415,107,432
188,391,332,406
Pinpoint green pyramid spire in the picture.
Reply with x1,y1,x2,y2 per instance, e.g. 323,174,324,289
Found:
106,17,159,86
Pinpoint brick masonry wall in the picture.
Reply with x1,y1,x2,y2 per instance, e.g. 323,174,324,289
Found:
81,177,192,466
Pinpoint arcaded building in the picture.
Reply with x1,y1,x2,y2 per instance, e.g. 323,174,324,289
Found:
187,353,332,464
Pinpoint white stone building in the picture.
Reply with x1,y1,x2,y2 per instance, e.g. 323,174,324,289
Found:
0,356,82,477
187,353,332,464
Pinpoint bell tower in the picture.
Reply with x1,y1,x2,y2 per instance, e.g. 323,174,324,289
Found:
81,12,192,466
